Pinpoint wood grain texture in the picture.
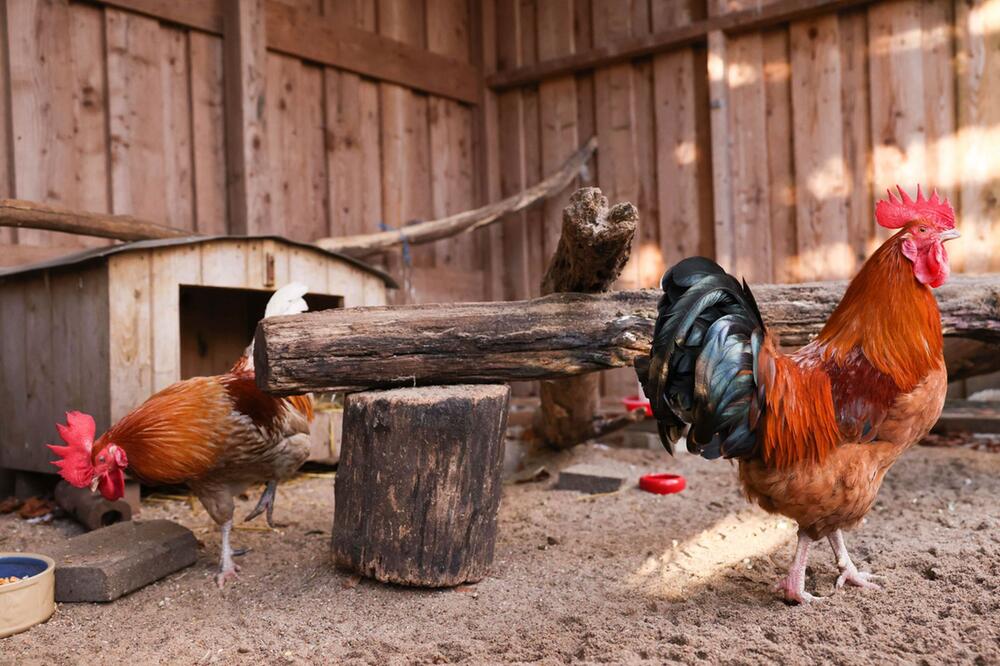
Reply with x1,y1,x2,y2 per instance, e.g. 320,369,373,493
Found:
255,274,1000,395
790,15,850,281
189,32,228,235
838,9,873,266
762,28,797,283
332,385,509,587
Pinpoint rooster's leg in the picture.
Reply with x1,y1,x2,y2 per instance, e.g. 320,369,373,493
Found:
244,480,278,528
215,519,241,588
828,529,881,590
773,530,821,604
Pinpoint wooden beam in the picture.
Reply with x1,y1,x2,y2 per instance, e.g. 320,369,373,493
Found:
314,137,597,257
223,0,272,235
932,401,1000,435
0,199,189,242
265,2,480,104
85,0,482,104
487,0,876,90
254,275,1000,395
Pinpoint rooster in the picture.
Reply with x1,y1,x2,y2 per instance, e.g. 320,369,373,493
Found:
49,283,314,587
637,186,959,603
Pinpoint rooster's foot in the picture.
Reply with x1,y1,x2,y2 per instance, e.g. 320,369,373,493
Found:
836,567,882,590
215,563,241,589
244,481,279,528
773,577,822,604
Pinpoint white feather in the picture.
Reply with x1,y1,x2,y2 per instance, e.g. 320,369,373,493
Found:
242,282,309,372
264,282,309,318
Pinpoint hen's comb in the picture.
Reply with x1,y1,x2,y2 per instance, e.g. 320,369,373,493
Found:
875,185,955,231
47,411,96,488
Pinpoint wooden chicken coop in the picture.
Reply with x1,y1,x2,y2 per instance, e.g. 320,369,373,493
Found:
0,236,394,476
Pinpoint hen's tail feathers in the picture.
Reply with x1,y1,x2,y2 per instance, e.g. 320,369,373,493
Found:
636,257,766,460
237,282,310,373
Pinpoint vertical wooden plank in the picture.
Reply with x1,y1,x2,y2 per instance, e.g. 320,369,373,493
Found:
868,1,925,245
301,63,328,241
630,8,662,288
0,3,14,246
839,9,873,267
288,247,331,293
707,29,733,272
495,0,531,303
652,1,705,268
8,0,100,247
790,16,850,281
108,253,153,422
327,261,364,307
69,2,111,236
427,0,476,277
591,0,641,289
151,246,201,392
519,0,545,300
161,26,195,231
379,0,434,302
762,29,797,283
0,284,27,468
956,0,1000,272
724,33,772,283
537,0,579,271
190,32,229,235
223,0,272,235
200,240,250,288
574,0,596,185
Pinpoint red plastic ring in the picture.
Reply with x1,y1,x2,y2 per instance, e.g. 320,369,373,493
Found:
622,395,652,417
639,473,686,495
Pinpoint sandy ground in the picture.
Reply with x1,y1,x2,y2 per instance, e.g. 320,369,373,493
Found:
2,443,998,665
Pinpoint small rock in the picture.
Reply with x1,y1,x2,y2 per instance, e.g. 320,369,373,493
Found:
923,566,941,581
546,536,560,546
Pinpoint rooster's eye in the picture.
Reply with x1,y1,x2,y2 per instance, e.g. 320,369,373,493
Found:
98,455,106,463
918,226,928,234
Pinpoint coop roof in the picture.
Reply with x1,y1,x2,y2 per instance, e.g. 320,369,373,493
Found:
0,235,398,288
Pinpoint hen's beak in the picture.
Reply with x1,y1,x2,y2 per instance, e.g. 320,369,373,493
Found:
90,476,100,493
940,229,960,241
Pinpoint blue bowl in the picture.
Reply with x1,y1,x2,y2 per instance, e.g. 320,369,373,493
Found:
0,555,49,580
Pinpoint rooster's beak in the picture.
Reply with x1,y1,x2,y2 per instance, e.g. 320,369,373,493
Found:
940,229,960,241
90,477,100,493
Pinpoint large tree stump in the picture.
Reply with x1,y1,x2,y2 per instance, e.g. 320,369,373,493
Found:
331,385,510,587
535,188,638,450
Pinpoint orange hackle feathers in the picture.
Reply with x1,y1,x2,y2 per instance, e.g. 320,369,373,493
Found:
48,411,97,488
810,230,943,395
757,337,840,469
874,185,955,231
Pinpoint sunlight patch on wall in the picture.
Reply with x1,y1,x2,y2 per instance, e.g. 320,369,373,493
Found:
638,241,666,288
625,510,794,600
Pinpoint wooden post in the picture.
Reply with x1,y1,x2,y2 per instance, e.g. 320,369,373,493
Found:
536,188,637,449
223,0,272,235
331,385,509,587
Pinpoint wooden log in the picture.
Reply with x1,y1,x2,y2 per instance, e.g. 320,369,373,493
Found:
536,188,637,449
0,198,189,241
331,385,509,587
254,275,1000,395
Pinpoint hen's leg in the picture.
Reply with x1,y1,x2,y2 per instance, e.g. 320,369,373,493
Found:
774,531,820,604
244,480,278,528
828,529,881,590
216,519,241,588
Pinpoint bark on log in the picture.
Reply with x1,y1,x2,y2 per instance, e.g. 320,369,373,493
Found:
255,275,1000,395
0,198,190,241
314,138,597,258
536,188,637,449
331,385,509,587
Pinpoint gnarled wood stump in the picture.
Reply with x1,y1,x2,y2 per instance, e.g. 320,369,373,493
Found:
331,385,510,587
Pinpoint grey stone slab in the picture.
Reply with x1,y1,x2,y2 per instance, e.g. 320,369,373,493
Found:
554,463,628,494
50,519,197,602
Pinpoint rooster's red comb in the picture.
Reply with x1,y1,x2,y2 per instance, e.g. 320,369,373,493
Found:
47,411,96,488
875,185,955,231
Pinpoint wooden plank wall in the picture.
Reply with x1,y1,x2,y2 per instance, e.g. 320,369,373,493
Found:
491,0,1000,400
0,0,486,304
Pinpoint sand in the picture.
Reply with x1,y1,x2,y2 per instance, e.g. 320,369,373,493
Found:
2,443,998,665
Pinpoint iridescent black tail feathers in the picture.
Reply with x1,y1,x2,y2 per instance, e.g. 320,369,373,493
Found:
635,257,766,460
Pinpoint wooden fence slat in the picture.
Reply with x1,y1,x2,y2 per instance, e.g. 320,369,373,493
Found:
189,32,228,235
838,9,873,266
162,26,196,232
790,16,850,281
762,28,797,283
956,0,1000,273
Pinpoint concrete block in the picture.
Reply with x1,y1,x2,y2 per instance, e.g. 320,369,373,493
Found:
55,481,133,531
554,464,628,494
50,520,198,602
